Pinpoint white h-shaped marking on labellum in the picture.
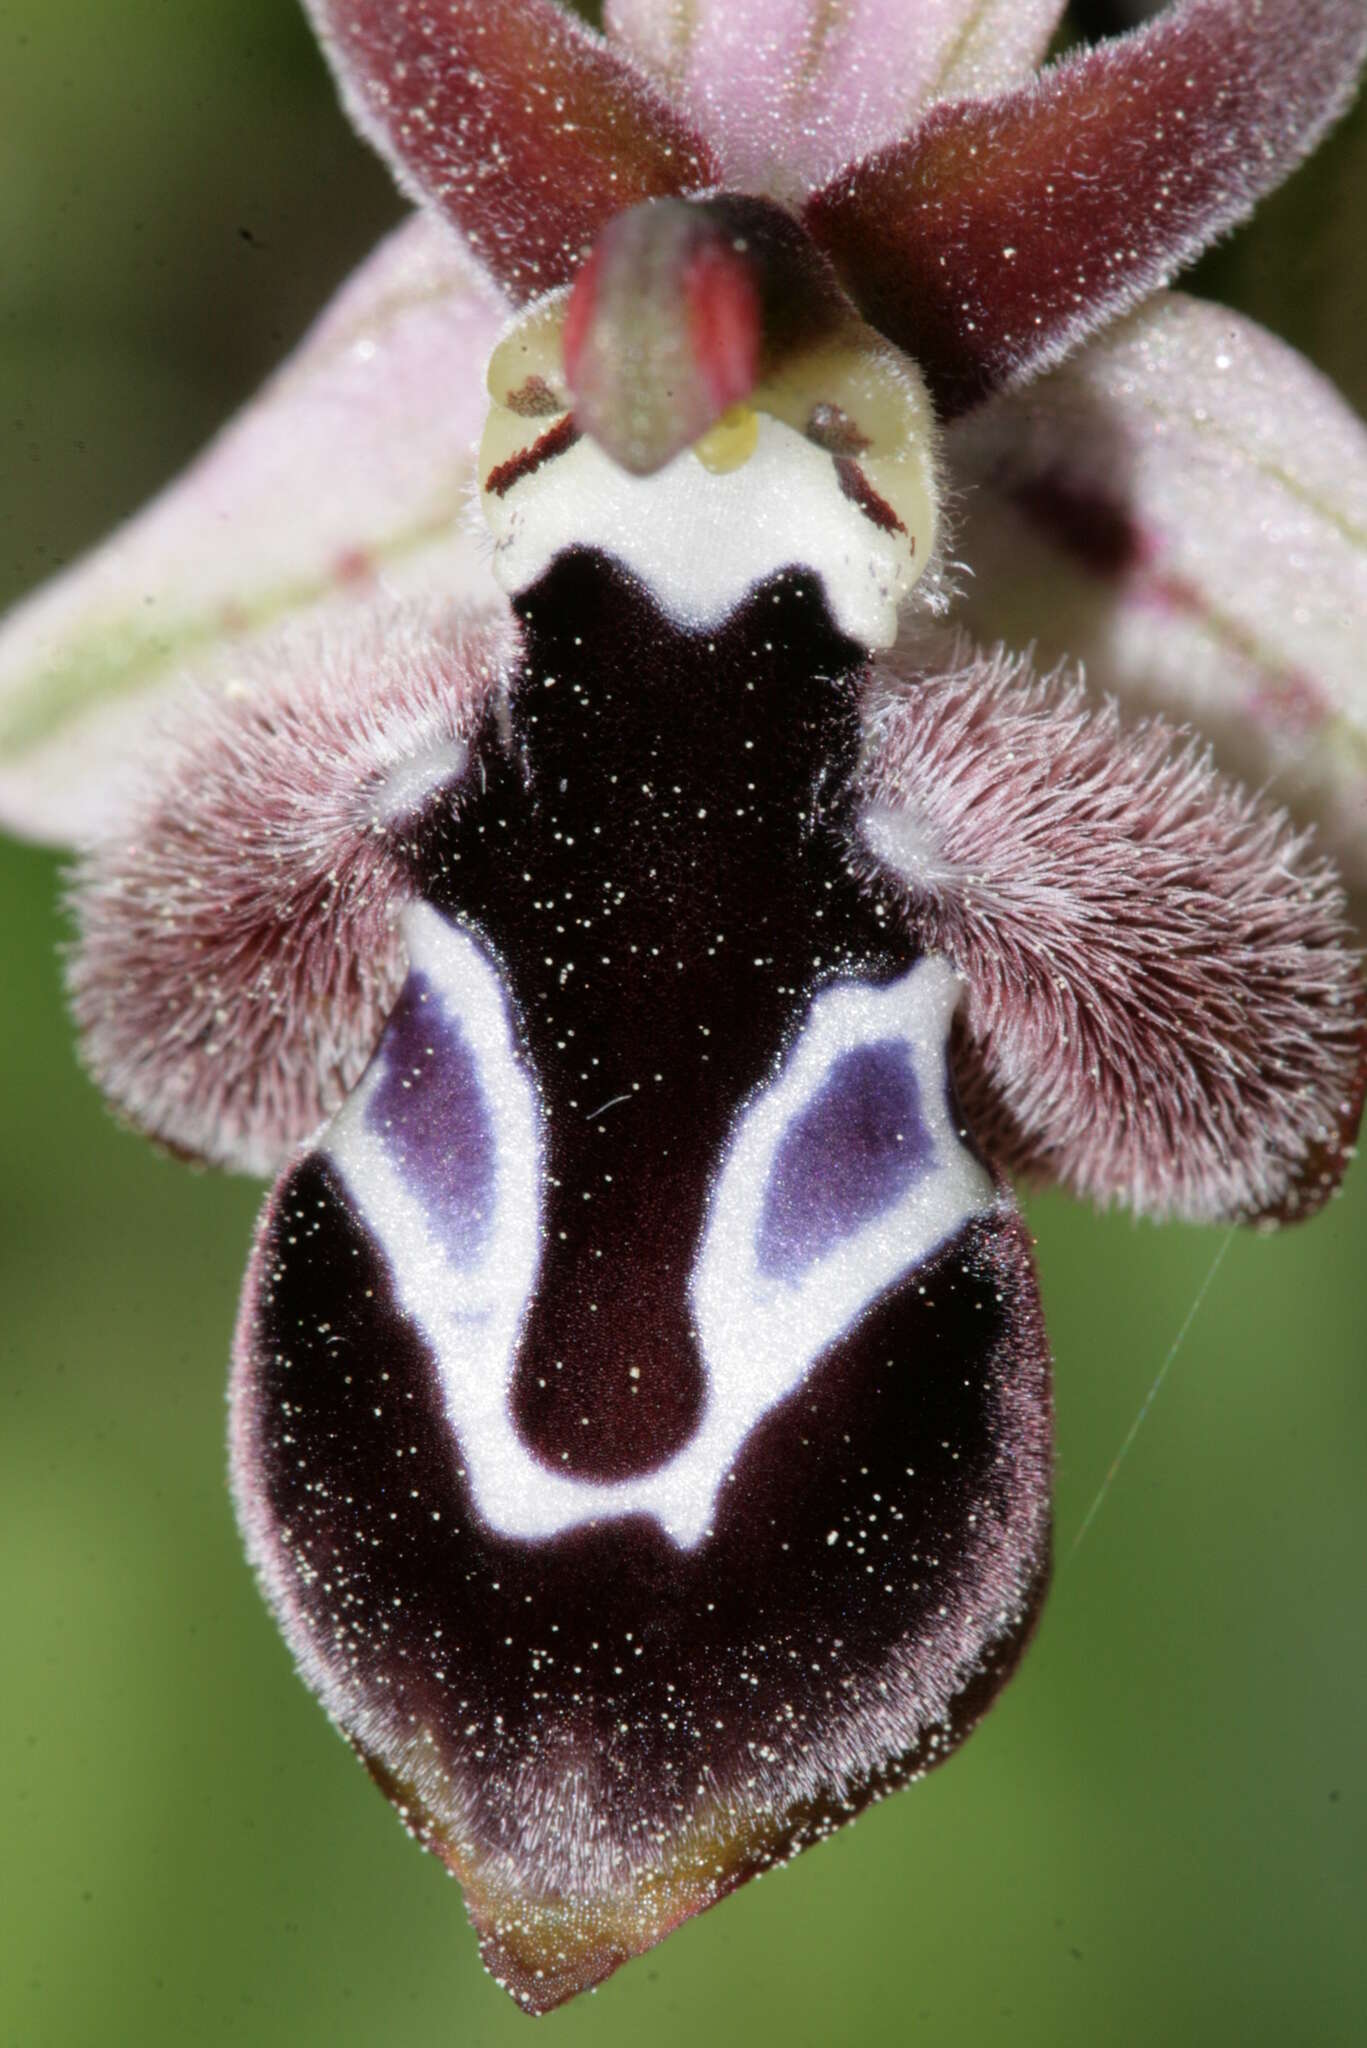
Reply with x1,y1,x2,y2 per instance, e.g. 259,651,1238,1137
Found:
326,901,995,1547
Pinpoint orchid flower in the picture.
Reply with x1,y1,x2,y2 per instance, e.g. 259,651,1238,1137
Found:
2,0,1365,2016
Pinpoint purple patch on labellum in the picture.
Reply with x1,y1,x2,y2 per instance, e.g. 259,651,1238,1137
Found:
365,970,495,1260
757,1039,933,1278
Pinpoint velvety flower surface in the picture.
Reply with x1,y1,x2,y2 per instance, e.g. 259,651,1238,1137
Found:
3,0,1365,2017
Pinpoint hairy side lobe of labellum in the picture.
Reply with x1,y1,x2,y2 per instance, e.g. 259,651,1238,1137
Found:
232,560,1052,2011
68,608,515,1177
858,647,1367,1224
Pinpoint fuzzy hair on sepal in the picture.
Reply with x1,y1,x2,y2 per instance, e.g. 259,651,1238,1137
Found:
67,603,517,1177
857,644,1367,1225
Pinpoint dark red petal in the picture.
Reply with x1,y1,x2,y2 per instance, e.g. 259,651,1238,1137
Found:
805,0,1367,417
304,0,720,304
858,644,1367,1224
67,604,516,1177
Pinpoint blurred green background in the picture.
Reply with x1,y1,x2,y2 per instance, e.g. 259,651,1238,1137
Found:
1,5,1364,2044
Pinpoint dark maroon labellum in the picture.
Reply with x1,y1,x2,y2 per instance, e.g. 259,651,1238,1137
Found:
233,557,1052,2010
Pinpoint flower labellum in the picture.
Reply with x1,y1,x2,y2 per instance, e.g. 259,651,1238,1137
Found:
3,0,1366,2019
233,557,1053,2006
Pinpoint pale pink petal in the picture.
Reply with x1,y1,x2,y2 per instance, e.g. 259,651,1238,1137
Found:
806,0,1367,416
0,214,507,846
858,643,1367,1225
304,0,718,304
606,0,1066,202
68,603,518,1178
948,291,1367,903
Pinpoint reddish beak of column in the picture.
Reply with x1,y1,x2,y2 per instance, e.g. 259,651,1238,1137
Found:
561,195,847,476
